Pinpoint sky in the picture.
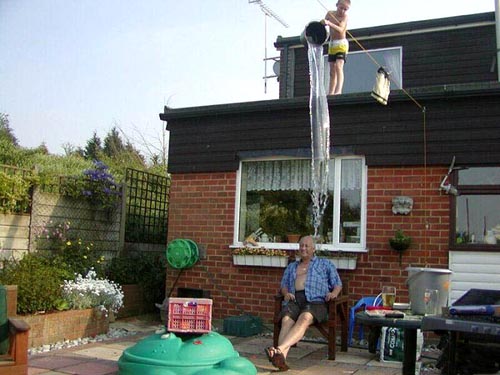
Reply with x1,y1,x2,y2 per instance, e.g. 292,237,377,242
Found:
0,0,496,156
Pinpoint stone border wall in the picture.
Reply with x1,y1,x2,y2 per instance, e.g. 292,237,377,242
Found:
22,308,109,348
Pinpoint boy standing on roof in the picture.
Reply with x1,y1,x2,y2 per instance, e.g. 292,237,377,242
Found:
321,0,350,95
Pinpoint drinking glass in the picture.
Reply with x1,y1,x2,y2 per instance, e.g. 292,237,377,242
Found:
381,286,396,308
424,289,440,315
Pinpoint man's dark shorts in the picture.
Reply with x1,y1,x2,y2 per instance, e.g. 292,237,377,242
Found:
280,290,328,324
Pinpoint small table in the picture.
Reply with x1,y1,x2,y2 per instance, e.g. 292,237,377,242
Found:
355,311,423,375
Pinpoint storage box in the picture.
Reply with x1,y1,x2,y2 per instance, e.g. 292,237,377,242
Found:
223,315,262,337
167,298,213,333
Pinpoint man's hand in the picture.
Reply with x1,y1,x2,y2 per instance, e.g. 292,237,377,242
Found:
284,292,295,302
325,291,338,301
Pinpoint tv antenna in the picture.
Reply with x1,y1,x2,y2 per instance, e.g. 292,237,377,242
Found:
248,0,289,93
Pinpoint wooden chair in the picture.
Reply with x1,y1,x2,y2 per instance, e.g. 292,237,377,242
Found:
273,285,349,360
0,286,30,375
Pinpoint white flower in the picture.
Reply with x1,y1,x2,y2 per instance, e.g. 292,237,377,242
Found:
61,268,124,313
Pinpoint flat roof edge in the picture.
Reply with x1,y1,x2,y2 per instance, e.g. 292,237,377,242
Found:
160,82,500,121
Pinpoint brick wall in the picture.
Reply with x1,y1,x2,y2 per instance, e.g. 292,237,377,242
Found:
117,284,155,318
166,167,450,322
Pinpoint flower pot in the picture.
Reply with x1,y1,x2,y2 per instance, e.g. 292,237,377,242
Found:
232,255,287,268
389,239,411,251
287,234,301,243
325,257,357,270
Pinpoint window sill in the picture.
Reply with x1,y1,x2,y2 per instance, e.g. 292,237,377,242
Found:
450,244,500,252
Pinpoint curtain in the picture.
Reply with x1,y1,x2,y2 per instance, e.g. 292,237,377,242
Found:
243,159,362,191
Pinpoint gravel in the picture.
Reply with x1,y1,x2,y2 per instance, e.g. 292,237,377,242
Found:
28,326,139,355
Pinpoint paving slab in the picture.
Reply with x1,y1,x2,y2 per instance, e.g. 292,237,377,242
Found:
28,316,411,375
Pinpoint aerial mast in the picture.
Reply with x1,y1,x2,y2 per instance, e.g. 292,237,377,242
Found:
248,1,289,93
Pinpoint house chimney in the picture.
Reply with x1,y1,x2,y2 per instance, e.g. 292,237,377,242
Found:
496,0,500,81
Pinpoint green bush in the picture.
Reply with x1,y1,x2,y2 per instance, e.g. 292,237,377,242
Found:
0,171,33,213
106,252,166,305
0,253,70,314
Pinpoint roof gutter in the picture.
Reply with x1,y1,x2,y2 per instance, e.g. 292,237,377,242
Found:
160,82,500,121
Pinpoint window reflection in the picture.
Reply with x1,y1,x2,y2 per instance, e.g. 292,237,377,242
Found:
456,195,500,245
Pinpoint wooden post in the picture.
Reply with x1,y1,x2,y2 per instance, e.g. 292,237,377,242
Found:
117,182,127,257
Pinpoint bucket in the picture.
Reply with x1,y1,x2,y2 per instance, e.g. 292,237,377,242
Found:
300,21,329,46
406,267,452,315
166,239,199,269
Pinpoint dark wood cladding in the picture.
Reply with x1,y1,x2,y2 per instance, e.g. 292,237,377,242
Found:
164,13,500,174
291,18,497,98
164,92,500,173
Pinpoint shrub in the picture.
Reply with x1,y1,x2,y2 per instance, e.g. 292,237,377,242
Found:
62,269,124,314
60,160,121,210
0,253,69,314
106,252,166,306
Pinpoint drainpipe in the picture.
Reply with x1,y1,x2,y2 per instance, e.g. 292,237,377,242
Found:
496,0,500,81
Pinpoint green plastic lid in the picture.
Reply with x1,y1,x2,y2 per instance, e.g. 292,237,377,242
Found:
118,332,257,375
166,239,199,269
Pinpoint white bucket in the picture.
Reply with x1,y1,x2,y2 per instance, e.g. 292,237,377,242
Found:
406,267,452,315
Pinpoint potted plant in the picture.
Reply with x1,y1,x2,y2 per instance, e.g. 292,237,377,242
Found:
389,229,412,265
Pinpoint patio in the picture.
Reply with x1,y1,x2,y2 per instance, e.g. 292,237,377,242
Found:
26,315,435,375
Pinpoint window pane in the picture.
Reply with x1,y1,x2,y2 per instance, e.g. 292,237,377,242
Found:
324,47,402,94
340,159,362,243
240,190,317,243
455,195,500,244
239,160,333,243
458,167,500,185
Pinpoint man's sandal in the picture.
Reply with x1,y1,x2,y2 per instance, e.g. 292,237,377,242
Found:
264,346,275,362
271,348,289,372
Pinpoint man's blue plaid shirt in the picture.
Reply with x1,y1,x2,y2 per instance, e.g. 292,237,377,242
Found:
280,256,342,302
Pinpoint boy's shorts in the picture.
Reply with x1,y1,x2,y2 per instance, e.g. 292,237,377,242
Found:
280,290,328,324
328,38,349,62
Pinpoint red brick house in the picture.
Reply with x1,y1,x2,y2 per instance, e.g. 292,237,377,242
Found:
160,12,500,322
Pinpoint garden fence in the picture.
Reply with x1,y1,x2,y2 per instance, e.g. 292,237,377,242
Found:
0,165,170,260
124,168,170,245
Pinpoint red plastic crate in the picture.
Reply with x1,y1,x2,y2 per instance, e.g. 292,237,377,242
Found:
167,298,213,333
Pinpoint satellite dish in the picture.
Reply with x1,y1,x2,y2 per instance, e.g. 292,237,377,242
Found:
273,61,280,76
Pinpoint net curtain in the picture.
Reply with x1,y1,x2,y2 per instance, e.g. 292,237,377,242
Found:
243,159,361,191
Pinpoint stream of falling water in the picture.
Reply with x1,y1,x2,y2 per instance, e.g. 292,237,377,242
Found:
307,39,330,238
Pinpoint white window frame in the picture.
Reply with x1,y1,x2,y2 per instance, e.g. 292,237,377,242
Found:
232,155,368,253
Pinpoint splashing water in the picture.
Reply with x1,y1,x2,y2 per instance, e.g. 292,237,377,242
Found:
307,39,330,238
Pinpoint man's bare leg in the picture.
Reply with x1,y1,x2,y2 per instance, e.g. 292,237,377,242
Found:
277,313,314,358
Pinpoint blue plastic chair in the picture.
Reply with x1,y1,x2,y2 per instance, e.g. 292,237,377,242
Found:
348,295,382,346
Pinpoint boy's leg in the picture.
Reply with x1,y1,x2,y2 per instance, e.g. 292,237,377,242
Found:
329,61,337,96
333,59,345,95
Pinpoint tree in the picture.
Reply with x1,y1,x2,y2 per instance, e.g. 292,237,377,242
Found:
84,132,102,160
0,113,19,146
103,127,125,158
62,143,85,157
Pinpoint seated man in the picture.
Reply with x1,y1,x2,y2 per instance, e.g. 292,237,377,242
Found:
265,235,342,371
